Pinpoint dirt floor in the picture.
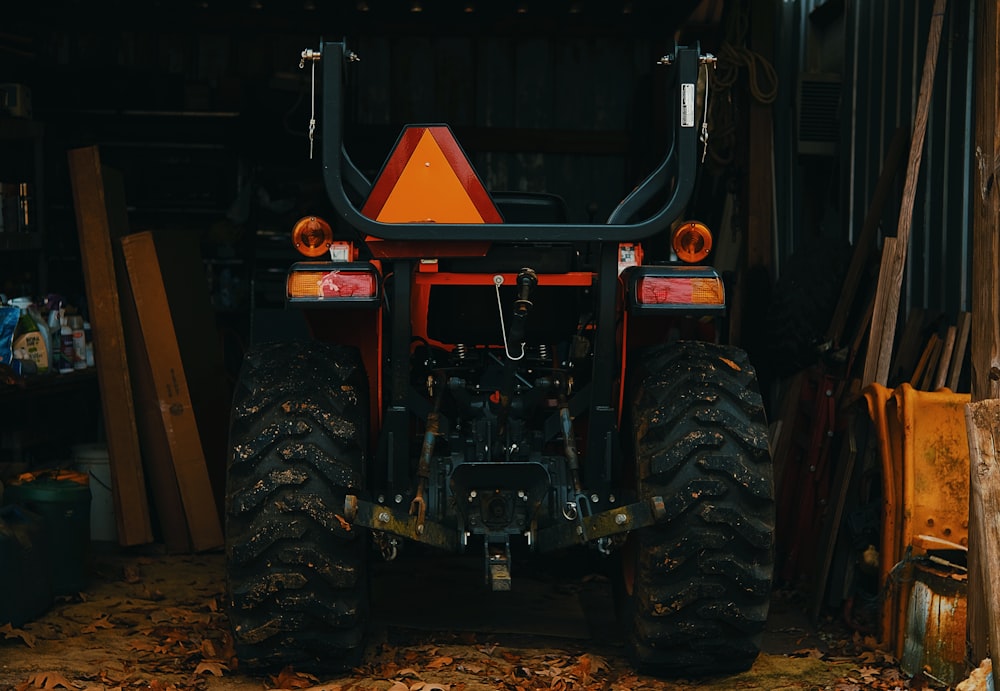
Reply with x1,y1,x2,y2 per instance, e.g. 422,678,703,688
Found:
0,546,964,691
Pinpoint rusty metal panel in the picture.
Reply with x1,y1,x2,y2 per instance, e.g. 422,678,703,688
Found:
900,561,968,686
896,382,971,552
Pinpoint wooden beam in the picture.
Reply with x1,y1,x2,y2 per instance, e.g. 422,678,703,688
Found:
67,145,153,547
933,325,956,391
968,0,1000,670
826,128,908,349
862,0,948,387
946,311,971,392
965,400,1000,687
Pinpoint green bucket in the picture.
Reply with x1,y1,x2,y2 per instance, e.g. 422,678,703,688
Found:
3,473,91,594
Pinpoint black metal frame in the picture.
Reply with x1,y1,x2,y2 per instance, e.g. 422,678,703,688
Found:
320,40,701,242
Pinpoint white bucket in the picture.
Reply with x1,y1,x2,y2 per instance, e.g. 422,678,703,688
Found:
73,443,118,543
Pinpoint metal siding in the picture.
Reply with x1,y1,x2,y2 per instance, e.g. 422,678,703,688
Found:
840,0,973,320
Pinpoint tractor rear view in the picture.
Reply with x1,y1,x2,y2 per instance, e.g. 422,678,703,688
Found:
224,35,775,680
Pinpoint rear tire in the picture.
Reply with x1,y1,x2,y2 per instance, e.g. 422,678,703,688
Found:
225,341,370,672
620,340,774,676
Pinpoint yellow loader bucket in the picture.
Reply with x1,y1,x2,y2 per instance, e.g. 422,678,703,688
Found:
863,382,970,657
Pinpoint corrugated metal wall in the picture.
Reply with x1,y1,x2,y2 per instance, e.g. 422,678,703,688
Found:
844,0,974,317
777,0,975,318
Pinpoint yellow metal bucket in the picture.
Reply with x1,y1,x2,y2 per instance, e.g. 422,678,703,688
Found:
863,382,970,656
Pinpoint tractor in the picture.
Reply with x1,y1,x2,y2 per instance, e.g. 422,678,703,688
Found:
224,36,775,678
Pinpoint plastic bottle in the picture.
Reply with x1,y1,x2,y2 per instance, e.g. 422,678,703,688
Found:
48,306,63,371
10,297,48,373
71,315,87,370
83,321,94,367
59,313,74,374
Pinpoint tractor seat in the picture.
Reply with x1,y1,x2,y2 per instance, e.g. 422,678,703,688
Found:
491,191,568,224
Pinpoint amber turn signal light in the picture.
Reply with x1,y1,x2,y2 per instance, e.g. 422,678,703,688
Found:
292,216,334,257
671,221,713,263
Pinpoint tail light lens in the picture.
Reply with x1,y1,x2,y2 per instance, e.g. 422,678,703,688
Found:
671,221,713,263
286,263,380,305
626,266,725,312
637,276,724,305
292,216,334,257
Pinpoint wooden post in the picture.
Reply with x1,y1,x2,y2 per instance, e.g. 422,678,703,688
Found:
965,401,1000,687
862,0,948,387
967,0,1000,669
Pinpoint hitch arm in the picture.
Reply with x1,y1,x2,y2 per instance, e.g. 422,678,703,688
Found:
345,495,459,551
534,495,667,553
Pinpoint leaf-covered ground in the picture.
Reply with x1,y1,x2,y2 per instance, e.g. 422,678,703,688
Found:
0,550,975,691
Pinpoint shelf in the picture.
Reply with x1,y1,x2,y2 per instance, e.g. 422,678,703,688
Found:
0,234,43,251
0,367,98,402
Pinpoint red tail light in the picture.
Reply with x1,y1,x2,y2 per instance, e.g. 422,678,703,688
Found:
286,263,380,305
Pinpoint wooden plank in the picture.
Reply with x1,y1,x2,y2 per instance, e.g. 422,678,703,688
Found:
969,0,1000,667
862,0,948,387
946,311,971,392
910,333,939,389
771,370,806,498
826,128,908,349
932,325,956,391
917,336,942,391
965,400,1000,686
890,308,927,386
810,409,859,622
121,231,224,552
863,236,901,386
101,166,191,553
66,145,153,547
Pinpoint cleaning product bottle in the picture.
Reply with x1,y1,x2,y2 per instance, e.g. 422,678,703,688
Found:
26,300,51,374
59,310,74,374
48,305,63,372
83,320,94,367
71,315,87,370
10,296,48,374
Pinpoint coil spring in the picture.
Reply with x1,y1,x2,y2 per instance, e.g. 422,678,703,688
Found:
454,343,468,360
537,344,550,362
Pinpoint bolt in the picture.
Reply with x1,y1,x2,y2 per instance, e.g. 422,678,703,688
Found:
590,493,599,504
615,513,627,525
377,511,391,524
608,494,616,504
927,518,935,527
394,494,403,504
469,490,478,499
377,494,385,504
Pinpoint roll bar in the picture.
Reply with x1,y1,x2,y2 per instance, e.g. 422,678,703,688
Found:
319,40,701,242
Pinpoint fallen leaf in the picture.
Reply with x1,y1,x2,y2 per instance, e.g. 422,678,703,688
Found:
387,683,408,691
81,615,115,634
425,656,453,669
270,666,319,689
200,638,218,657
23,672,75,689
0,623,36,648
194,660,228,676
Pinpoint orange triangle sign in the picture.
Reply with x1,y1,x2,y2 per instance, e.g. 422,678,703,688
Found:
361,126,502,224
